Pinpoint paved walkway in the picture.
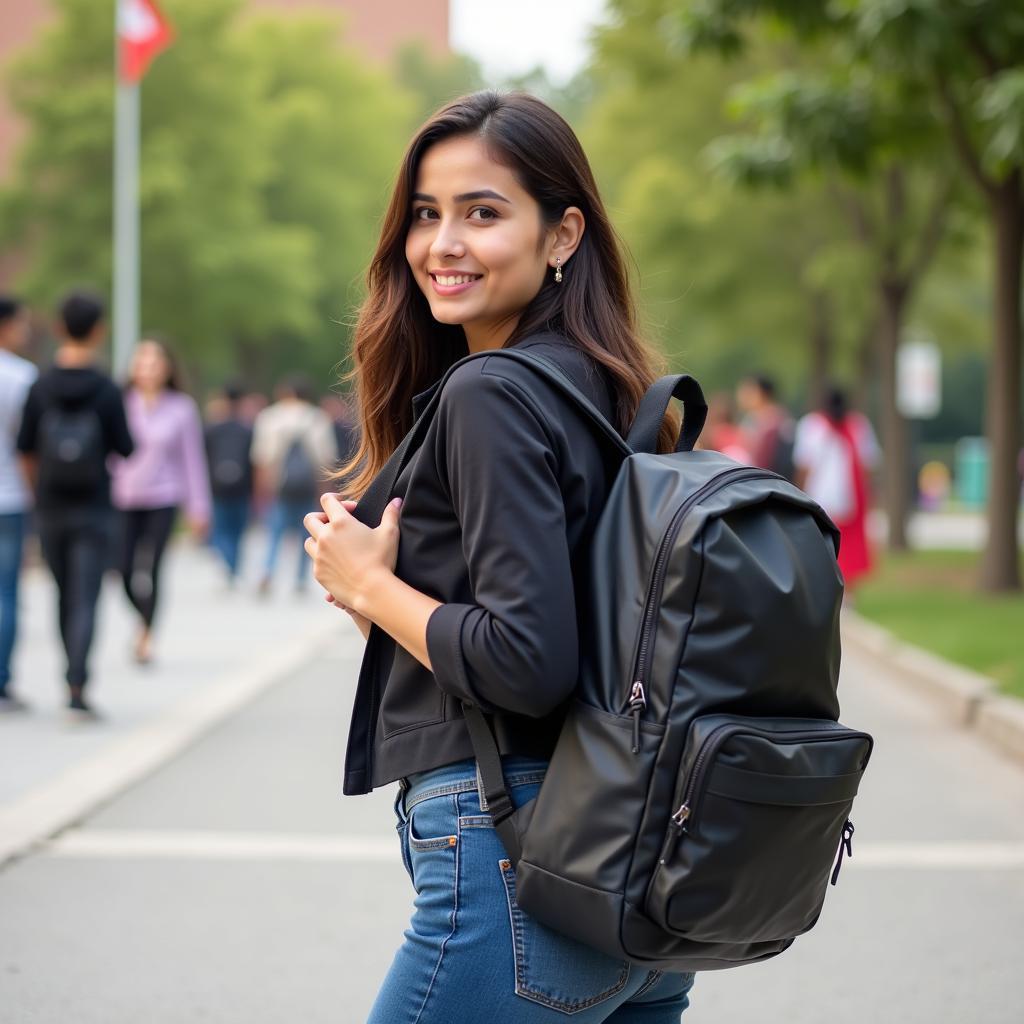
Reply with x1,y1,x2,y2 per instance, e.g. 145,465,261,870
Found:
0,530,340,859
1,541,1022,1021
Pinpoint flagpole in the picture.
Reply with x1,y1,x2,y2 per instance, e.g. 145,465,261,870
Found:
113,0,139,381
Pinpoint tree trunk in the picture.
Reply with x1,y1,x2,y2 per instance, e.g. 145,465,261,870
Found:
853,312,879,415
878,279,911,551
979,175,1023,592
808,291,833,411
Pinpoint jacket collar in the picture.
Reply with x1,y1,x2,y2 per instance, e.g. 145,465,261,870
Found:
411,381,442,422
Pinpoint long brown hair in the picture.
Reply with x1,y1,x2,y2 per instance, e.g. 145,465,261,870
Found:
341,90,676,496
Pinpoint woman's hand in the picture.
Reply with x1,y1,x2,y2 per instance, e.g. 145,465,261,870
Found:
303,494,402,627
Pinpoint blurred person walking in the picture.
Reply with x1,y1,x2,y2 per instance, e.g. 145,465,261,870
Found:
253,375,336,596
696,392,752,464
111,338,211,664
204,381,253,586
736,373,796,480
0,297,37,711
16,291,134,718
320,393,360,465
794,386,880,599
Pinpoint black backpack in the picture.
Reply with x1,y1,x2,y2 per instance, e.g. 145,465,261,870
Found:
355,346,873,974
277,434,318,503
37,404,106,496
206,420,253,499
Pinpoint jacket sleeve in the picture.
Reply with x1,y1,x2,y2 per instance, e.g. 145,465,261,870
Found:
105,386,135,458
179,397,212,523
425,364,578,718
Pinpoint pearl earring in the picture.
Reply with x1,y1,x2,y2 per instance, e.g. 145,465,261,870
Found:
554,258,563,284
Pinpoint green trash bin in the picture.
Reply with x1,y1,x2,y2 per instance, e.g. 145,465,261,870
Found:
954,436,988,508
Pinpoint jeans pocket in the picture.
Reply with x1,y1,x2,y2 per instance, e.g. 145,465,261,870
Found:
406,795,459,898
499,858,631,1015
407,798,459,853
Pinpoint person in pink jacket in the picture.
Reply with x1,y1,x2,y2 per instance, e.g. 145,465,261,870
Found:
110,338,211,663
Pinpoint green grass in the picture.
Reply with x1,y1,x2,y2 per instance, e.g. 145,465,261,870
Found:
854,550,1024,700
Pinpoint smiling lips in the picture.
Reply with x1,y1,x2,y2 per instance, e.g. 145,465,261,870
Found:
430,271,482,296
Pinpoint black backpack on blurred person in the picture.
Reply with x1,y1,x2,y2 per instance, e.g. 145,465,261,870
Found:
277,435,318,503
37,403,106,496
355,343,874,974
206,419,253,500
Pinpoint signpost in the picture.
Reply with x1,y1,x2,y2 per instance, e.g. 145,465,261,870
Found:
897,337,942,420
113,0,173,378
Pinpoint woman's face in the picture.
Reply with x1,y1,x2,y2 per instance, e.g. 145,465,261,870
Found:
405,135,567,352
131,341,171,391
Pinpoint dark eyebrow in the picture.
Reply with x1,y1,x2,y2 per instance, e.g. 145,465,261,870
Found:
411,189,512,204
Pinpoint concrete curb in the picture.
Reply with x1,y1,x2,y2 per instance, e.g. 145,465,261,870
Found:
842,610,1024,766
0,619,352,868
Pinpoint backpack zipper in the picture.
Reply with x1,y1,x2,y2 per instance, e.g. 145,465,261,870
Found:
625,467,783,750
658,722,860,863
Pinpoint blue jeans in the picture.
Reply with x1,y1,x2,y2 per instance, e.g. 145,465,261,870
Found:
211,496,249,578
262,498,312,584
369,758,695,1023
0,512,25,691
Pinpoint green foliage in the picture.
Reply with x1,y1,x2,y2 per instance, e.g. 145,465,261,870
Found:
857,549,1024,697
583,2,878,403
977,70,1024,172
0,0,411,392
393,41,484,126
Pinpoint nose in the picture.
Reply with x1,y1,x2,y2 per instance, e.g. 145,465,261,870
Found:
428,216,467,262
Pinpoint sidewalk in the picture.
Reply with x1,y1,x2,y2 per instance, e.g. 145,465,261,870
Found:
0,530,343,862
1,636,1021,1022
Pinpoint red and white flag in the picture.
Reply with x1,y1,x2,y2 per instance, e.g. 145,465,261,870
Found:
118,0,174,84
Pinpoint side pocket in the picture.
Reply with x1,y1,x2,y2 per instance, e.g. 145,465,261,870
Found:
499,858,631,1015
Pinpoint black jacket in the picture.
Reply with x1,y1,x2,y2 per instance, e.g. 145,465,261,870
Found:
349,333,620,791
17,366,134,511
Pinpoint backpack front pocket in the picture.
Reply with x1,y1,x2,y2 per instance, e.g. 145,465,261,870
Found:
646,714,872,944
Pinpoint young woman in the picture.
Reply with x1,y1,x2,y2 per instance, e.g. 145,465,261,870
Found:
303,92,695,1022
111,338,210,663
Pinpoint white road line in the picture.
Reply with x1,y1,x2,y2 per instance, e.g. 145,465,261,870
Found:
44,829,400,862
40,830,1024,868
851,841,1024,869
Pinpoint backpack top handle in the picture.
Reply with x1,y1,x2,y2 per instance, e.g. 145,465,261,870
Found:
627,375,708,455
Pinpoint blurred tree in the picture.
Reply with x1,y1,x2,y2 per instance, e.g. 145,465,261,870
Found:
671,0,1024,589
0,0,409,394
691,51,956,551
848,0,1024,592
239,14,411,385
393,41,484,126
582,5,874,409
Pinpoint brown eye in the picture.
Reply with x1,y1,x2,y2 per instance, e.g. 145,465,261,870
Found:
469,207,498,221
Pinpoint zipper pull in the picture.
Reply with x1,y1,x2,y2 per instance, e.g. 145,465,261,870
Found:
659,803,691,864
628,681,646,754
830,819,855,886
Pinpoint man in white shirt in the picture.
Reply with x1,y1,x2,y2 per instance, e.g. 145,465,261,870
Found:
251,374,337,595
0,297,38,711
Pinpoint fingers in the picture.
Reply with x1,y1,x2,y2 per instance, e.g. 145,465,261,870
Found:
303,536,317,558
381,496,403,526
320,491,351,521
303,511,327,539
